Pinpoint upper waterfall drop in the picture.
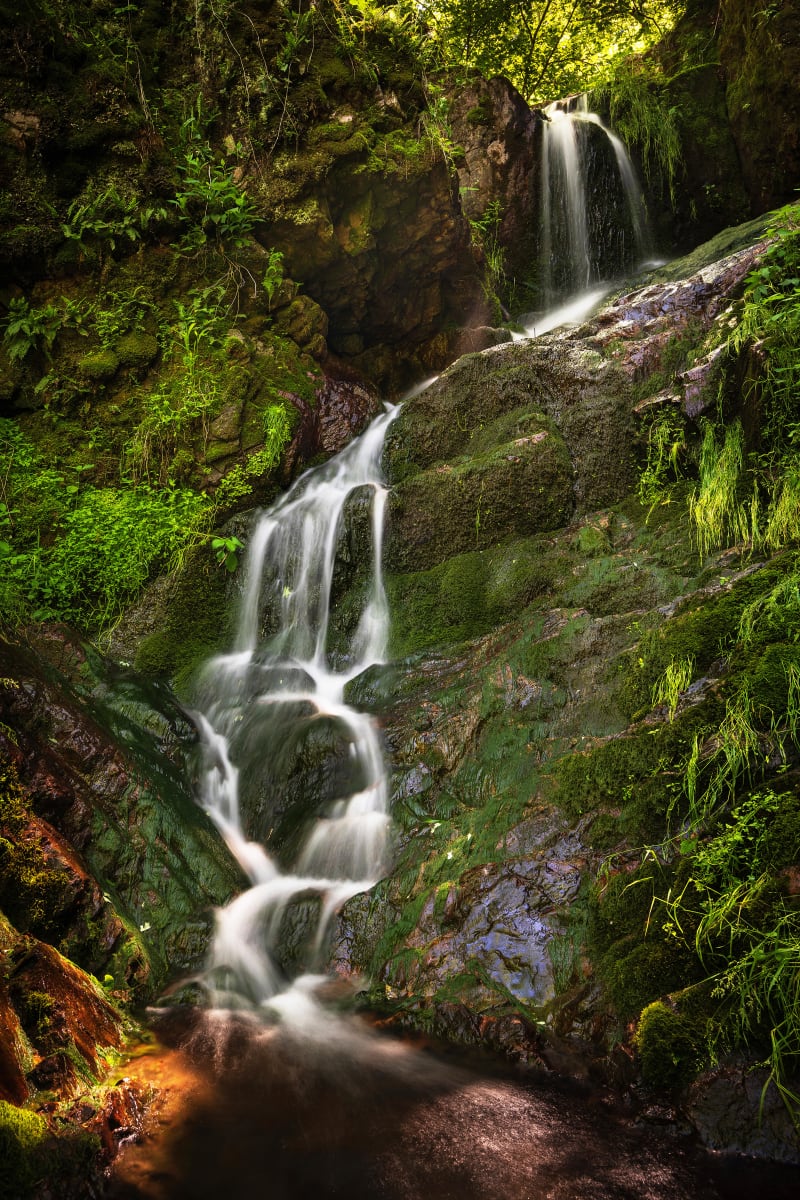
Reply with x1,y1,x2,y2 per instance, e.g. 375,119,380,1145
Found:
536,93,651,316
191,404,400,1018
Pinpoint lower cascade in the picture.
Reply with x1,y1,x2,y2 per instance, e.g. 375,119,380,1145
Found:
192,404,399,1016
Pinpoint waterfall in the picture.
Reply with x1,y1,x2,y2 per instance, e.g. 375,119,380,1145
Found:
535,94,650,322
192,404,399,1018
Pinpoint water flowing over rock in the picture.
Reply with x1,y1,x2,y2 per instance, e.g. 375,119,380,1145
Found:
192,407,399,1015
538,95,650,305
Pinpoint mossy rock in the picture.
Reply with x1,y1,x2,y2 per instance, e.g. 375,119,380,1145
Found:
601,936,700,1020
0,1097,101,1198
132,546,235,692
77,349,119,380
272,294,329,352
386,411,573,573
115,332,159,369
634,1000,704,1090
0,1100,49,1197
386,340,635,513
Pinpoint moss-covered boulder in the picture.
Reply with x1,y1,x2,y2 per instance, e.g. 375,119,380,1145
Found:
387,410,573,572
77,349,119,381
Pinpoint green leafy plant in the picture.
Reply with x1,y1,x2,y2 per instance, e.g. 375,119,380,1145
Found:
2,298,62,362
595,59,683,203
688,420,754,558
0,418,212,630
260,402,293,471
638,405,686,514
276,7,314,75
470,200,505,296
62,185,168,261
92,287,159,348
651,655,694,722
262,249,285,307
172,99,257,254
211,534,243,572
128,286,230,482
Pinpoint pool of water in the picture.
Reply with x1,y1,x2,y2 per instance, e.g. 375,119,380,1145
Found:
105,1013,799,1200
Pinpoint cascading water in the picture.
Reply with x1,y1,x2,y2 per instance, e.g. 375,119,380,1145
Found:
527,93,652,334
192,404,399,1018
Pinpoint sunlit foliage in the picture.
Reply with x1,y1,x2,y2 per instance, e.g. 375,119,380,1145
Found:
418,0,687,101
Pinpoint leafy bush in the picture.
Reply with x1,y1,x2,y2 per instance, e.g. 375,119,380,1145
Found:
2,297,62,362
61,184,168,261
39,486,211,626
172,100,257,253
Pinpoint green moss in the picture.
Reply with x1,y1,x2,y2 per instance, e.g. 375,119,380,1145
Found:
601,936,700,1020
574,523,611,556
742,643,800,713
388,414,573,573
617,560,791,721
587,867,661,957
634,1001,704,1089
115,332,159,369
133,545,234,692
0,1101,49,1198
464,96,492,125
77,348,120,380
0,1097,101,1198
555,730,664,819
0,758,75,943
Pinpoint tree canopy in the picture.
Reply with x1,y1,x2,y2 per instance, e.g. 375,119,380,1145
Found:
379,0,689,102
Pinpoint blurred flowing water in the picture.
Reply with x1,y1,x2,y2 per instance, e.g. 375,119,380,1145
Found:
191,403,399,1018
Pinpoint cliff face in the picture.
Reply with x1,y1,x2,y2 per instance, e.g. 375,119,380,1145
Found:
0,0,492,390
718,0,800,215
604,0,800,256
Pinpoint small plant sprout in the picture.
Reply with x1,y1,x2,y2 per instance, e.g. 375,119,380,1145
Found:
212,534,243,572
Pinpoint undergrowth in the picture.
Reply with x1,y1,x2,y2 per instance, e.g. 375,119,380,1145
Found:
594,58,683,203
637,203,800,559
0,419,212,631
608,214,800,1111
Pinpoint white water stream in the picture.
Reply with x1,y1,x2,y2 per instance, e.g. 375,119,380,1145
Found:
529,94,654,336
192,404,399,1018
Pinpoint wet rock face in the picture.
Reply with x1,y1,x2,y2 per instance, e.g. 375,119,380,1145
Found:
449,76,541,286
385,332,637,543
0,910,127,1104
685,1061,800,1163
719,0,800,215
382,227,771,562
0,627,242,998
386,410,574,573
263,156,491,380
398,825,585,1009
312,366,381,456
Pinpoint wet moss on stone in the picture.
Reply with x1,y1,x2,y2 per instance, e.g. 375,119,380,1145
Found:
634,1000,705,1089
129,546,234,692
